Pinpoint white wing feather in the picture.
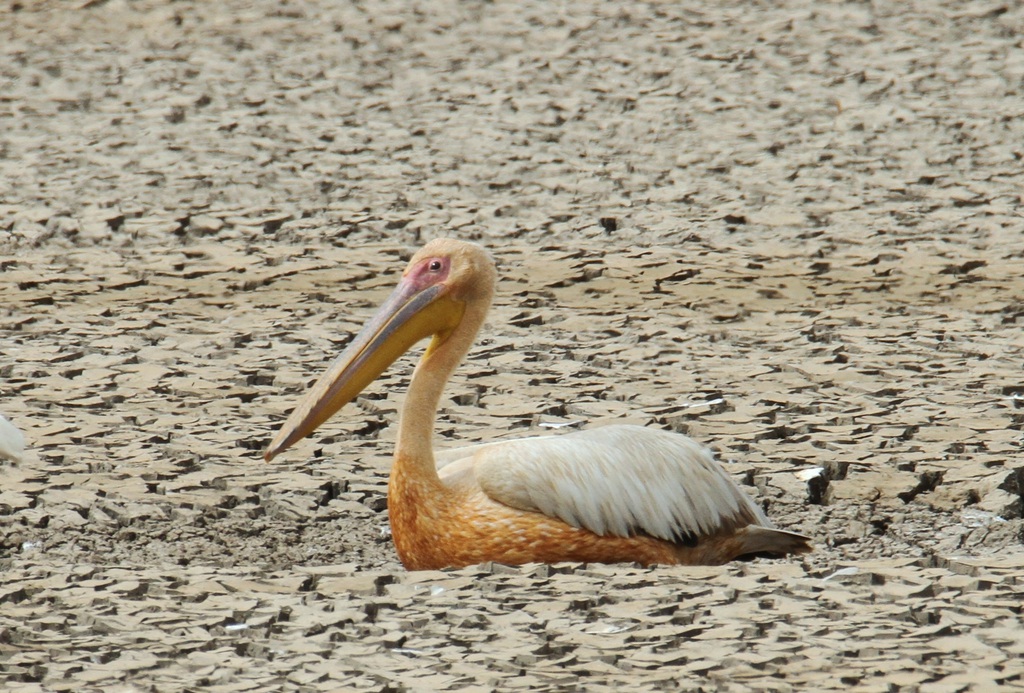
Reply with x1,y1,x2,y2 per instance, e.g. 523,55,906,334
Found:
437,425,770,543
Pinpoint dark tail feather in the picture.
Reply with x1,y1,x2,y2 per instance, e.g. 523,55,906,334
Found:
737,526,813,558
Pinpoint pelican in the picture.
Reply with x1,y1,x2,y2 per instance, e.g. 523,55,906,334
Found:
265,239,811,570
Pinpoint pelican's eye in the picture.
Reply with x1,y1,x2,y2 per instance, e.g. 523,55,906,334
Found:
407,256,450,288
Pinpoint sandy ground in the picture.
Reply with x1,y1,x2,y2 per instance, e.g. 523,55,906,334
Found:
2,0,1024,690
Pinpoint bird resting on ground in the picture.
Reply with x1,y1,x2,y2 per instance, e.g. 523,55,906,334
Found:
265,238,812,570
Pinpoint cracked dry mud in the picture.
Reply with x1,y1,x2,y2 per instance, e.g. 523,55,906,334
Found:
2,1,1023,691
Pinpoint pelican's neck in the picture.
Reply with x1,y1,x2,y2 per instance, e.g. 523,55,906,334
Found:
394,292,490,480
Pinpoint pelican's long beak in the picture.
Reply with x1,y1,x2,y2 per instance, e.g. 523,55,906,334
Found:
264,276,464,461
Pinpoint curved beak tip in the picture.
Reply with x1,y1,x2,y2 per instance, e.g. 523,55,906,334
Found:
263,439,286,462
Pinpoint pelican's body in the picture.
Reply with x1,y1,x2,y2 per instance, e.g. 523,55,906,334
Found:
266,239,811,570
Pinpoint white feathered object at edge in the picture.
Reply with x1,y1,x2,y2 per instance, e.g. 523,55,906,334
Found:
0,413,25,464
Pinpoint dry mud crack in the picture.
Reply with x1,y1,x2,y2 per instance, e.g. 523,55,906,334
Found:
2,0,1024,691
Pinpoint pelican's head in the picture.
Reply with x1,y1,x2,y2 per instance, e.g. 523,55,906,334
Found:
402,237,497,307
264,238,495,461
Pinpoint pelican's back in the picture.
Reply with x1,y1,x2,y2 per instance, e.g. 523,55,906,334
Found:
437,424,809,559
